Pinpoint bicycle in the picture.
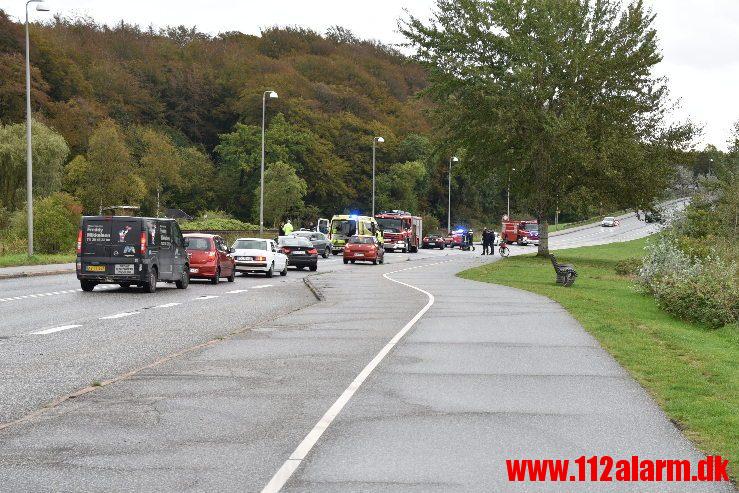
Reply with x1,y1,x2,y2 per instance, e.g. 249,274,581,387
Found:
498,241,510,257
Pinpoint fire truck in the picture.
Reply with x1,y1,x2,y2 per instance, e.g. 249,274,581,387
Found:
501,218,540,245
375,211,422,253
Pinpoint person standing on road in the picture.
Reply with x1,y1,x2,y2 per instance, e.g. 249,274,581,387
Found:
283,219,294,235
481,228,490,255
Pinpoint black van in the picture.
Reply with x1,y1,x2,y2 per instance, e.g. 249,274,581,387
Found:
76,216,189,293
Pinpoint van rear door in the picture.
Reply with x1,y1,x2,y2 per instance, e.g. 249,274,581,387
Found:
81,218,141,274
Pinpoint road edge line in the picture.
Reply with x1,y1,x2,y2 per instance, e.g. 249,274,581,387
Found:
261,260,450,493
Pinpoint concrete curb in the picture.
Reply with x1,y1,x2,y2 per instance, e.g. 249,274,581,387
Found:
303,276,325,301
0,268,75,281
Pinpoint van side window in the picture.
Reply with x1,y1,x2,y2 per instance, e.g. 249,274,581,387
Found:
171,222,183,247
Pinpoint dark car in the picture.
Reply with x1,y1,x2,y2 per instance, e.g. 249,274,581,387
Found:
422,233,445,250
76,216,189,293
289,231,332,258
278,236,318,271
645,209,662,223
184,234,236,284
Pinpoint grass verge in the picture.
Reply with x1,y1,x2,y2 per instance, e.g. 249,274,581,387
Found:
459,238,738,482
0,252,75,268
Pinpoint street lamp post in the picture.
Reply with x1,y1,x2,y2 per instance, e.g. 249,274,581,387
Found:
448,156,458,232
506,167,516,219
372,136,384,216
25,0,49,256
260,90,278,236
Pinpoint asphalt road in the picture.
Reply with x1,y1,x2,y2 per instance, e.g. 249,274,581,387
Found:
2,206,728,492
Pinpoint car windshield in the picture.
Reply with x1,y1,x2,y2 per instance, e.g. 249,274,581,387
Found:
233,239,267,250
280,237,312,247
184,237,211,250
604,217,615,221
331,219,357,236
291,232,312,238
349,236,374,244
377,218,403,233
524,223,538,231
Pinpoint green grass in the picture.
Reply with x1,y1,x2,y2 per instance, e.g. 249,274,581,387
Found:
459,238,738,481
0,252,75,268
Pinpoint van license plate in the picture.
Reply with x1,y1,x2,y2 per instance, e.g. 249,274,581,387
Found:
86,265,105,272
115,264,134,275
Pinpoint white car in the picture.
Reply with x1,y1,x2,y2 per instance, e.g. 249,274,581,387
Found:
601,216,619,227
231,238,288,277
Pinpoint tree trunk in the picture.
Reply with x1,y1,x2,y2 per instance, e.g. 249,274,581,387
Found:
537,218,549,257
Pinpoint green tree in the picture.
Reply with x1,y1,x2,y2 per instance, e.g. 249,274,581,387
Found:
402,0,694,255
376,160,427,213
257,161,307,226
0,120,69,210
63,120,145,213
137,128,184,215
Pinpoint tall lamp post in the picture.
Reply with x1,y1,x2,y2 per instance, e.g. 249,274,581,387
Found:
371,136,384,216
260,90,278,236
25,0,49,256
448,156,458,232
506,167,517,218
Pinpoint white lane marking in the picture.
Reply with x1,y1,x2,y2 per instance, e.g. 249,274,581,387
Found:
252,285,272,289
30,324,82,335
195,295,219,300
261,261,448,493
226,289,249,294
100,311,139,320
155,302,182,308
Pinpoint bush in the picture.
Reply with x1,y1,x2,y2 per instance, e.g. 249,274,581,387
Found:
615,257,641,276
8,193,82,254
639,235,738,329
180,210,258,231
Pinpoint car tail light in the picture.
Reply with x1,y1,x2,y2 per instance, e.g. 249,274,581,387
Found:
307,248,317,255
281,247,292,254
139,231,147,255
76,229,82,254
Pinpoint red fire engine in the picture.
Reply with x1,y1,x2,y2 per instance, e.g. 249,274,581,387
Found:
375,211,423,253
501,218,540,245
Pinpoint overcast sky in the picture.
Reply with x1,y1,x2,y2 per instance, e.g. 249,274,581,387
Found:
3,0,738,150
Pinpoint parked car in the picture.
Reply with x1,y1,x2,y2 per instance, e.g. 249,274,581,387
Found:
288,231,332,258
422,233,445,249
76,215,189,293
645,209,662,223
343,235,385,265
231,238,287,277
278,236,319,271
183,233,235,284
601,216,619,227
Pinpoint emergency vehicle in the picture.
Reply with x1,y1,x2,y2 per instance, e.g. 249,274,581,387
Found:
328,214,382,255
375,211,422,253
501,219,539,245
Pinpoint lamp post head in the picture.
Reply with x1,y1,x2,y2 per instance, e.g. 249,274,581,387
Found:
375,136,384,143
268,91,278,99
35,3,50,11
451,156,459,162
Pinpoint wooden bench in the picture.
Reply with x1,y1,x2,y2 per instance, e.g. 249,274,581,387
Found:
549,255,577,287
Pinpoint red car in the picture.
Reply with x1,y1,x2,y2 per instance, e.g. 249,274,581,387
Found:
184,233,235,284
343,236,385,265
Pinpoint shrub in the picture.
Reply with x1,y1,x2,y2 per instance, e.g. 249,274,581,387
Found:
615,257,642,276
639,235,738,329
650,256,738,329
180,210,258,231
8,193,82,254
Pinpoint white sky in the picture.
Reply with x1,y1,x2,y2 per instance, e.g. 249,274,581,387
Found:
3,0,738,150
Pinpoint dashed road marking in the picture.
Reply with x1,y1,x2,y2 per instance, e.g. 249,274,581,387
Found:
252,285,272,289
30,324,82,335
0,285,118,303
195,295,219,300
154,302,182,308
226,289,249,294
100,311,139,320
